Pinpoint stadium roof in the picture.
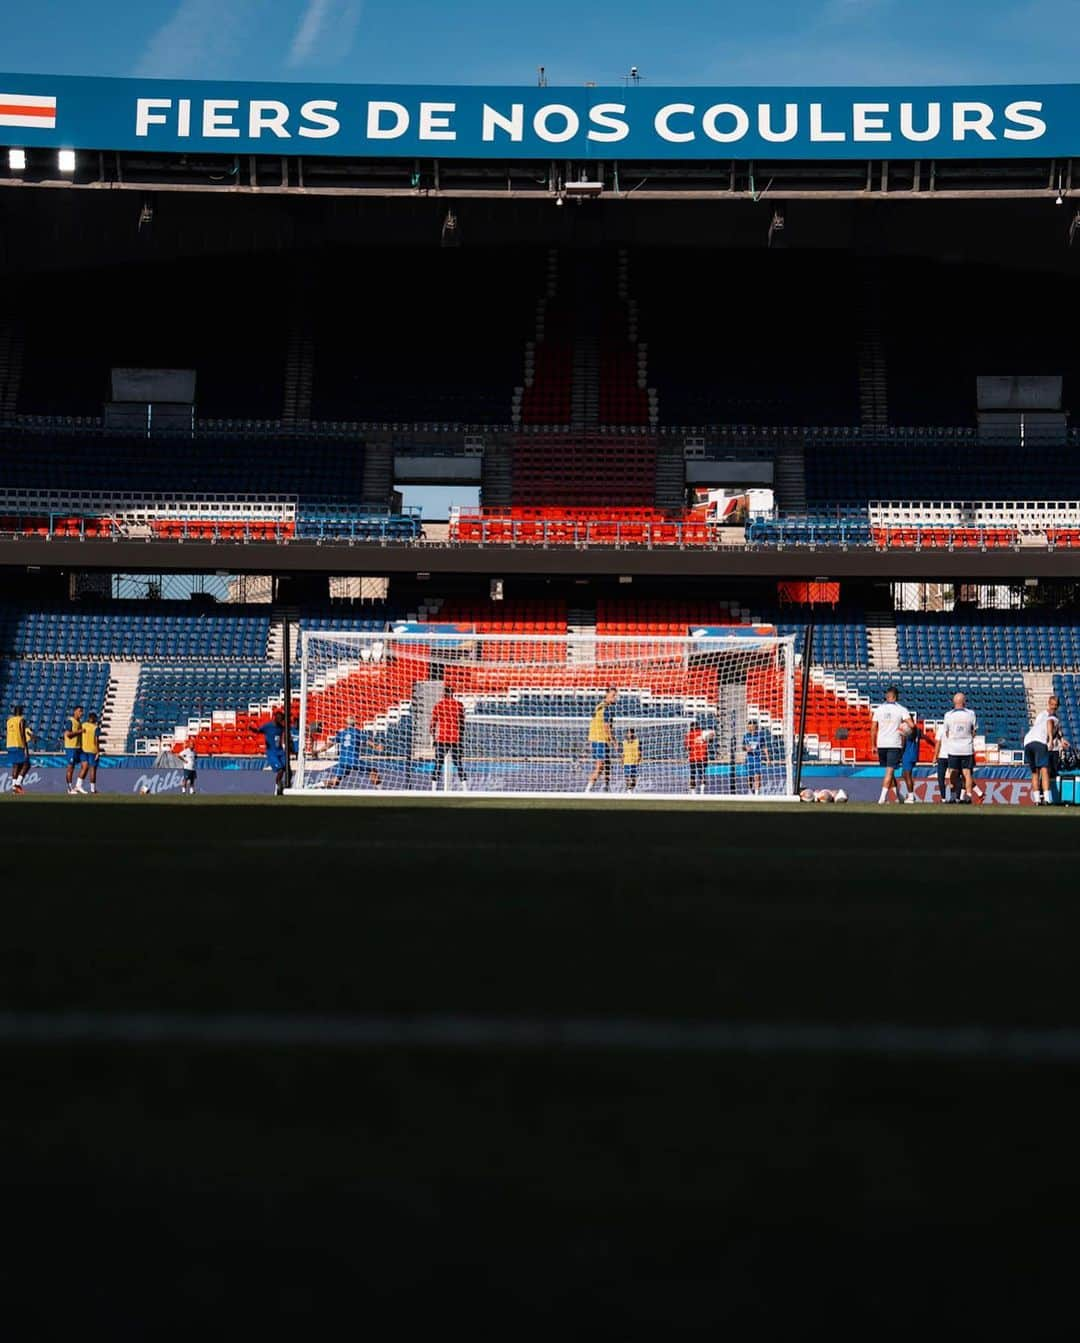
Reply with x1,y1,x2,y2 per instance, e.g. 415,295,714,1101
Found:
1,73,1080,201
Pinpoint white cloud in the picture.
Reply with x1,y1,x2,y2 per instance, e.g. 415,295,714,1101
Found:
288,0,363,67
135,0,260,78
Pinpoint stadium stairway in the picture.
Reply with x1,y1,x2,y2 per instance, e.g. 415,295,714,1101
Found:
480,441,513,509
773,442,807,513
360,443,395,506
653,436,686,513
101,662,141,755
866,612,899,668
0,316,24,417
566,605,597,666
268,610,300,667
857,262,889,430
1024,669,1056,721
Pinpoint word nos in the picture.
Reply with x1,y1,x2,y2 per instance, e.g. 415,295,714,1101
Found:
133,97,1049,147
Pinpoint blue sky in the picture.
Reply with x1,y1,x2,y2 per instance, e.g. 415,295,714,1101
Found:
3,0,1080,87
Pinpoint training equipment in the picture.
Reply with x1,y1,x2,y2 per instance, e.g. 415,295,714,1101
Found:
291,630,796,798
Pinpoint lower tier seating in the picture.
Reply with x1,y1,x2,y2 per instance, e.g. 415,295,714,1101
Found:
0,661,111,752
798,670,1030,761
897,613,1080,670
129,664,285,753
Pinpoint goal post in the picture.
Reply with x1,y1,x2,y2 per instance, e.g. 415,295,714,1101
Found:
290,630,796,798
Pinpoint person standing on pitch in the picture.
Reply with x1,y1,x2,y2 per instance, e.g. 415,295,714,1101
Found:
684,720,713,795
621,728,641,792
79,711,102,794
898,711,925,804
430,684,467,791
250,709,289,796
585,688,618,793
1024,695,1059,807
870,685,913,804
743,718,764,795
6,704,34,794
179,742,198,795
941,691,978,805
63,704,85,795
929,724,952,802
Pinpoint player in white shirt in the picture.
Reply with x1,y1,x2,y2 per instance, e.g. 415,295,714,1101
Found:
179,744,197,795
1024,695,1060,806
870,686,914,804
930,724,952,803
941,692,978,804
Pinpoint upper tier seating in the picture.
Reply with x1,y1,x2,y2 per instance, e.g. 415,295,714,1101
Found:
634,249,860,426
16,257,287,419
806,440,1080,504
0,429,368,502
295,508,422,542
511,434,658,507
748,515,873,547
310,249,540,423
451,507,710,546
0,604,270,662
881,257,1080,425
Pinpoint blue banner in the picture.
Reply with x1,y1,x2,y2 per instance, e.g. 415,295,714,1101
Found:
0,73,1077,160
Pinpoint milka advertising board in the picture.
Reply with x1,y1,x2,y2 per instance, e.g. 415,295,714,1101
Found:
2,74,1080,160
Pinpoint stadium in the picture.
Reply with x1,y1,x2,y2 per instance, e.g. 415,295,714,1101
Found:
3,68,1080,1332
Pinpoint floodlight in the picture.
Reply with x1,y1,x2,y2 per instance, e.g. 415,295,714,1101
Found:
563,180,603,198
8,148,26,171
57,149,75,173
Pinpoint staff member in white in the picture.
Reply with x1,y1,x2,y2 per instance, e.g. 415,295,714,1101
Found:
1023,695,1059,807
941,691,978,805
870,685,914,804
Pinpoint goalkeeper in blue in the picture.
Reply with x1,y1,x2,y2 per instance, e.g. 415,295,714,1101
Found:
250,710,288,795
326,715,383,789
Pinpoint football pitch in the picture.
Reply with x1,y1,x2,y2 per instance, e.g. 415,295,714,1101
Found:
3,797,1080,1332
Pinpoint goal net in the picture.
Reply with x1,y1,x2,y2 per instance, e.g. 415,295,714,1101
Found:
291,631,795,798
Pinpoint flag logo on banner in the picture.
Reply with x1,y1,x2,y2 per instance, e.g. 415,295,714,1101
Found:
0,93,57,130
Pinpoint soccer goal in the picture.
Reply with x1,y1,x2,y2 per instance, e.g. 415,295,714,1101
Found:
289,630,796,798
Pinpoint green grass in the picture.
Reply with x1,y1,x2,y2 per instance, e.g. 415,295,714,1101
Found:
3,798,1079,1331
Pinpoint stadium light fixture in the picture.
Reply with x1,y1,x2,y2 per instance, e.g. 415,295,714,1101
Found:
563,180,603,199
57,149,76,173
8,148,26,172
440,208,461,248
1055,190,1065,206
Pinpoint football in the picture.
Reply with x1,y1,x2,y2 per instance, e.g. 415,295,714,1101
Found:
701,729,716,741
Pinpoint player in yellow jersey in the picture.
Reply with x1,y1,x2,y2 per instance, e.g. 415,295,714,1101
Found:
585,687,618,793
63,705,85,795
79,711,102,795
621,728,642,792
6,704,34,794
